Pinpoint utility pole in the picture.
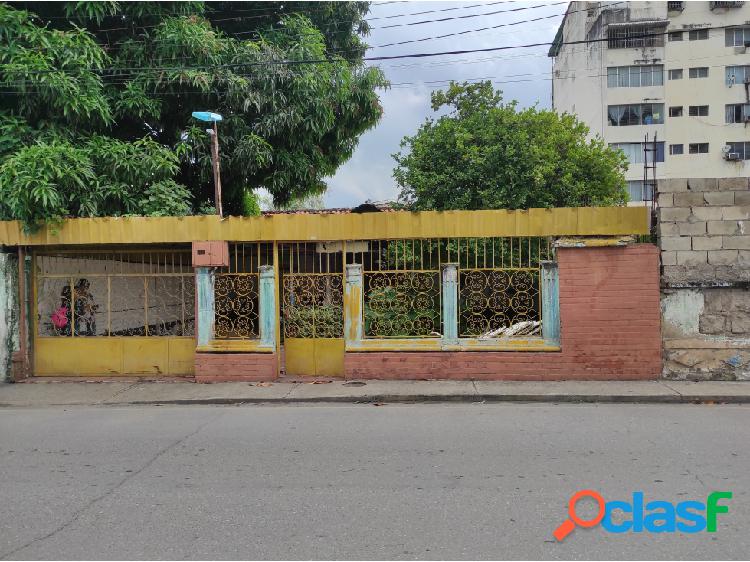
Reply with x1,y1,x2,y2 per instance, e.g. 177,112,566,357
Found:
191,111,224,218
210,121,222,218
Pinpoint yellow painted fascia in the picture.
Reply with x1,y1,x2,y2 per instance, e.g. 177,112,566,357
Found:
554,235,636,248
346,337,560,352
197,339,274,353
0,207,649,246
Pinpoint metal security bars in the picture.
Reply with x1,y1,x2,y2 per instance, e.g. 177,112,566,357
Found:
347,237,553,340
35,249,195,337
280,242,344,340
352,239,441,338
214,243,272,339
454,237,552,337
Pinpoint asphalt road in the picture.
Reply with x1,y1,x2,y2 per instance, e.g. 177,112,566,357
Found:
0,403,748,560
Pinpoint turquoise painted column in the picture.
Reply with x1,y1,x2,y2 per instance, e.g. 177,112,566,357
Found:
196,267,214,346
541,261,560,344
441,263,458,344
344,264,363,343
259,265,276,348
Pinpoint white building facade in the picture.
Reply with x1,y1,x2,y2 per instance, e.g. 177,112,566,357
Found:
549,1,750,203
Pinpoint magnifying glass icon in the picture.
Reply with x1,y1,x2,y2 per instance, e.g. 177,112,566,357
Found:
553,489,606,541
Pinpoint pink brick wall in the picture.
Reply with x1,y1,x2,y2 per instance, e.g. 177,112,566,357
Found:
345,244,661,380
195,352,278,382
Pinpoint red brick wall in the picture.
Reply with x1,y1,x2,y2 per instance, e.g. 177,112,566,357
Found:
345,244,661,380
195,352,278,383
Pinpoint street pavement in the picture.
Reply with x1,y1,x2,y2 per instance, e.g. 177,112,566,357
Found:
0,403,748,560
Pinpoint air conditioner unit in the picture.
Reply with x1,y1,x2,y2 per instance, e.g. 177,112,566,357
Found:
725,152,742,161
735,46,748,54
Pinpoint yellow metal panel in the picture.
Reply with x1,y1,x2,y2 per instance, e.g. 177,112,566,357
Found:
314,338,345,377
122,338,169,374
168,338,196,375
34,337,194,375
284,338,316,376
0,207,650,246
35,338,123,375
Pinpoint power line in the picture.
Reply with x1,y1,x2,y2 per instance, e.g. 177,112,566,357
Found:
375,11,565,48
1,23,746,80
367,1,512,21
376,1,566,29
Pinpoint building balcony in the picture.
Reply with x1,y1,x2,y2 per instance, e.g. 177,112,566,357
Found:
710,1,745,9
667,1,685,12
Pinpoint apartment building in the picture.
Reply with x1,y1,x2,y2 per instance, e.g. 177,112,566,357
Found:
549,1,750,203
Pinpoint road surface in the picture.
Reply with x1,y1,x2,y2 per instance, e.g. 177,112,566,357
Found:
0,403,748,560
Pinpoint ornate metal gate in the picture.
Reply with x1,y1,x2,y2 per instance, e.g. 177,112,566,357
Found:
280,242,344,376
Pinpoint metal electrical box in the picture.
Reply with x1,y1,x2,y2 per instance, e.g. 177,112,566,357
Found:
192,241,229,267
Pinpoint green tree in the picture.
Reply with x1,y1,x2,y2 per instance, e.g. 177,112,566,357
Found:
393,81,628,211
0,1,386,229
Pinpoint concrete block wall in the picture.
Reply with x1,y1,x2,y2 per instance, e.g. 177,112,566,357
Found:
659,178,750,380
346,245,662,380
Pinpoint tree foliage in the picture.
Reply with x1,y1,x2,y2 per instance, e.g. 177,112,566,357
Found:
0,1,386,228
393,82,628,211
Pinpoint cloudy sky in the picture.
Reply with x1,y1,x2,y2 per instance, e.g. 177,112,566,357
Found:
323,0,567,207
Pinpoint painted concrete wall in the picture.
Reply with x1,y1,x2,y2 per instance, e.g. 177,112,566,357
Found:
345,245,662,380
551,1,750,186
0,251,20,382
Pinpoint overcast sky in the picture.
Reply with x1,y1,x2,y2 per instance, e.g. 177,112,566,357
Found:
323,0,567,207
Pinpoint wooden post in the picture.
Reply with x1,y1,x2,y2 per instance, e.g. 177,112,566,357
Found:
211,121,223,218
259,265,276,348
441,263,458,344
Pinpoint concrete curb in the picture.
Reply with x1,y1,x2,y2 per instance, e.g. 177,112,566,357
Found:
64,393,750,406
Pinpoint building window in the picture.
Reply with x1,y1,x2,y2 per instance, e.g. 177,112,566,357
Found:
668,1,685,11
669,106,683,117
668,31,684,41
689,29,709,41
726,142,750,160
668,69,683,80
627,180,654,202
670,144,684,155
607,23,666,49
689,143,709,154
725,27,750,47
610,142,666,164
688,105,709,116
726,65,750,85
607,104,665,126
725,103,750,123
606,65,664,87
689,67,709,78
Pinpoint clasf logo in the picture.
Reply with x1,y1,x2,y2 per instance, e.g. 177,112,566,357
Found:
553,490,732,541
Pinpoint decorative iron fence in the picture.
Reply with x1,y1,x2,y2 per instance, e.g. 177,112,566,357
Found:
457,237,551,338
213,243,272,339
35,249,195,337
347,237,553,340
279,242,344,340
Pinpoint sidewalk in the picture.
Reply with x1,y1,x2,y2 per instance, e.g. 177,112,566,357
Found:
2,379,750,407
